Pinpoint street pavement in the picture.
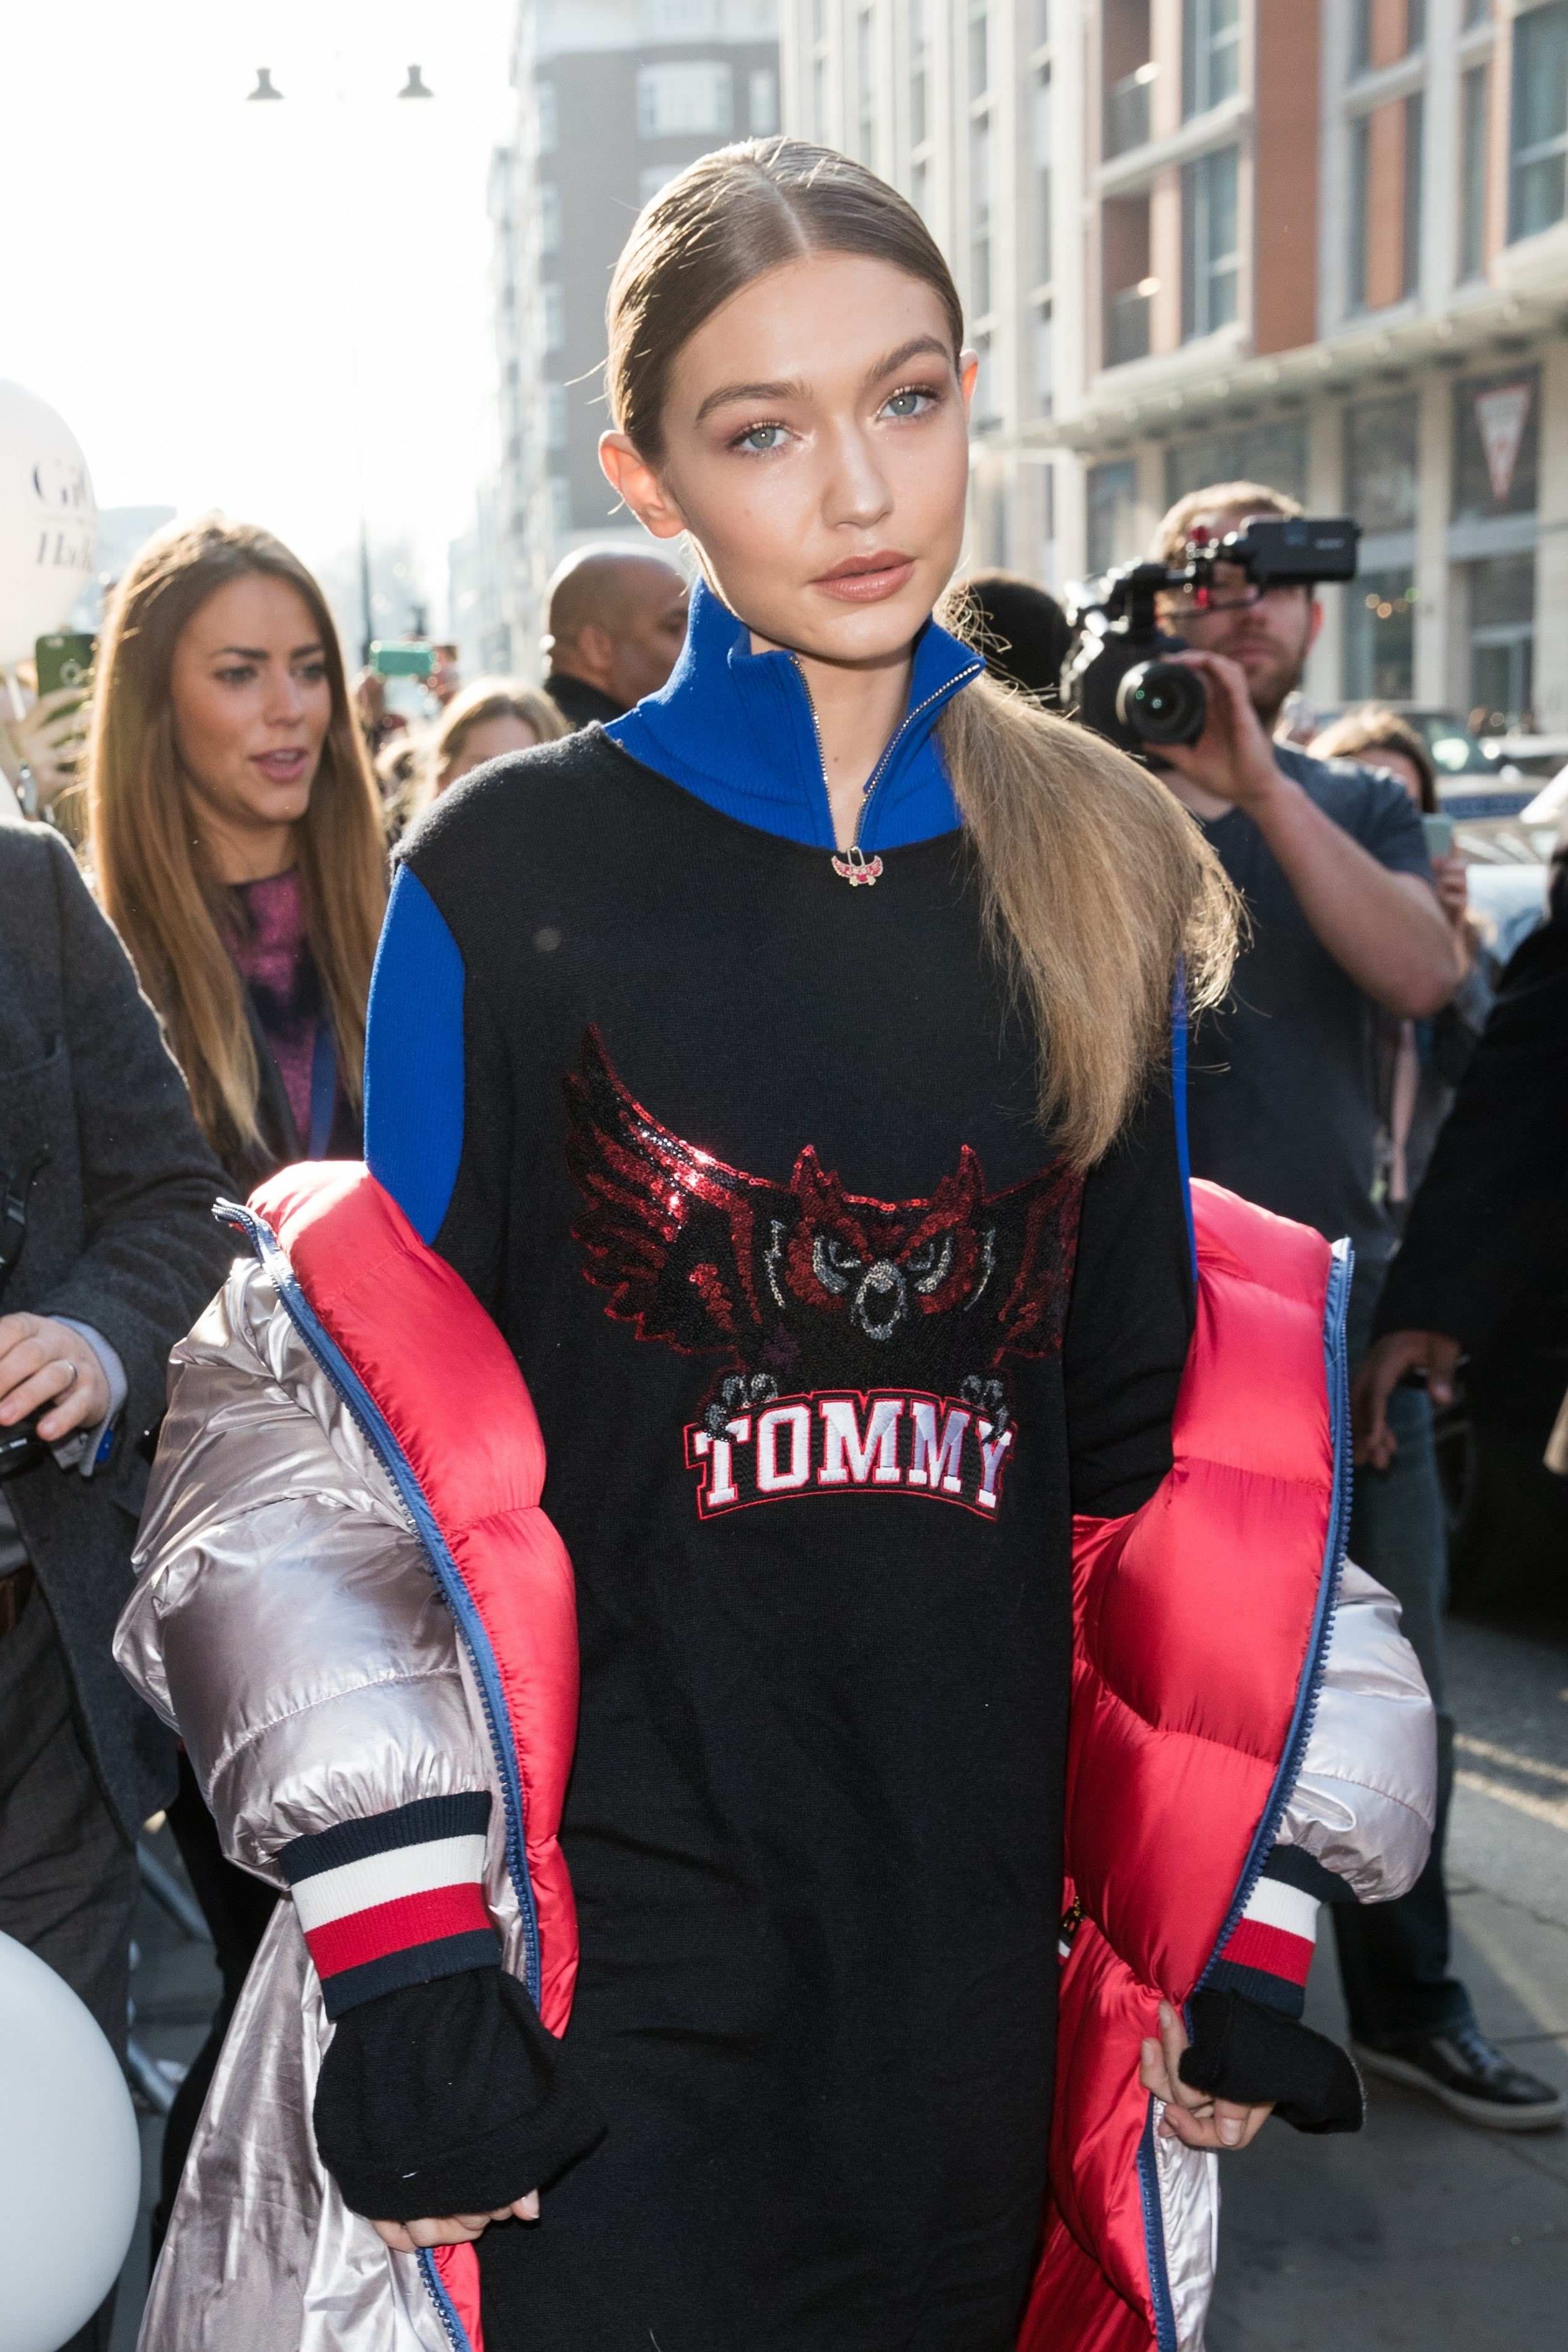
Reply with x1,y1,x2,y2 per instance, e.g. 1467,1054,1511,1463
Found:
1209,1608,1568,2350
108,1609,1567,2350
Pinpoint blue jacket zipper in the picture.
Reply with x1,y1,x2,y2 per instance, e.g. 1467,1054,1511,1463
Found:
1135,1236,1354,2352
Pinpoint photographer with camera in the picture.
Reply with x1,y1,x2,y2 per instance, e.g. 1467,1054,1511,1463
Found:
1066,478,1558,2129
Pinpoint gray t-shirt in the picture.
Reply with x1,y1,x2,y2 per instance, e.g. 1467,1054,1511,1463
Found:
1185,744,1432,1351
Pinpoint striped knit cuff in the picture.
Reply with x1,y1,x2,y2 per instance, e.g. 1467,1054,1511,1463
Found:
279,1794,499,2019
1207,1846,1323,2019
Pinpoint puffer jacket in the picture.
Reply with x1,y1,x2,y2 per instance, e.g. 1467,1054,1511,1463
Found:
115,1162,1435,2352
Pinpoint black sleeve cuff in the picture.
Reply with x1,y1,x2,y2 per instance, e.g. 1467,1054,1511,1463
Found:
313,1967,606,2221
1179,1988,1365,2136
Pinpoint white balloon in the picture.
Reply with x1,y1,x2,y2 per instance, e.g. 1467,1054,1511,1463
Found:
0,382,97,665
0,1931,141,2352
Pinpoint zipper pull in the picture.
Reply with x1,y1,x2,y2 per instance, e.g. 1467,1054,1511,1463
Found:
831,846,884,887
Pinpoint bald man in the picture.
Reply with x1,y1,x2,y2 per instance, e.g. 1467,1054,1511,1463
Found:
542,548,690,727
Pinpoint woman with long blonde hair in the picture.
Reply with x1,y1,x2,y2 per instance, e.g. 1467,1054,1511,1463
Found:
89,516,386,1190
88,514,387,2258
120,143,1434,2352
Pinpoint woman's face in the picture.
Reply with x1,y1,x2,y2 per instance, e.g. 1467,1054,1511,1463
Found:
170,574,333,840
601,252,975,668
438,711,541,794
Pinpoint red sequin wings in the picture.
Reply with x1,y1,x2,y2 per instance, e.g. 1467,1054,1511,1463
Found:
564,1028,1083,1519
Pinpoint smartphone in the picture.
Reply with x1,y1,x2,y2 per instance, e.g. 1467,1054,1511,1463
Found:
370,640,432,678
35,632,96,698
1421,812,1455,859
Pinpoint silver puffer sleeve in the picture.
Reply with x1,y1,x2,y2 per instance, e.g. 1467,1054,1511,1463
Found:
1274,1561,1437,1903
115,1256,488,1883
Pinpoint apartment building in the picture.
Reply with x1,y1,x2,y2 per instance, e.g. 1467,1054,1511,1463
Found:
486,0,780,669
780,0,1568,728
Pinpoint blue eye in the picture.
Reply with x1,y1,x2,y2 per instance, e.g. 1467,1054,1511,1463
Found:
884,387,937,419
735,422,786,454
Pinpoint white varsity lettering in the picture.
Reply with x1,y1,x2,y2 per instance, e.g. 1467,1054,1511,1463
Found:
685,1389,1018,1518
975,1420,1014,1512
756,1403,812,1491
907,1400,971,1493
690,1415,750,1507
817,1395,904,1486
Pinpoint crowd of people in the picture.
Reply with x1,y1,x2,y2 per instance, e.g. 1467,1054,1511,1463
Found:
0,129,1559,2352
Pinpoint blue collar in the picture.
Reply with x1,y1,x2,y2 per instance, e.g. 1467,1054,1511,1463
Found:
605,577,983,853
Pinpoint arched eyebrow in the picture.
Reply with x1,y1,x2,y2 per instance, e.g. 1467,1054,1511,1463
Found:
693,335,955,426
210,640,325,660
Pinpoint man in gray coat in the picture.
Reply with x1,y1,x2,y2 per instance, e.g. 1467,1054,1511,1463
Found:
0,818,232,2346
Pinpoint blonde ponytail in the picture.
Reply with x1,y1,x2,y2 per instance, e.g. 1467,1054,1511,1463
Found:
936,624,1238,1167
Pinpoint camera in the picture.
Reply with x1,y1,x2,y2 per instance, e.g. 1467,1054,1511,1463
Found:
1062,517,1360,763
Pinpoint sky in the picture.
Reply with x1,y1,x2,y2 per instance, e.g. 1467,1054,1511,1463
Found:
2,0,516,639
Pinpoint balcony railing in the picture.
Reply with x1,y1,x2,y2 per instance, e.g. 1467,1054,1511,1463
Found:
1104,64,1157,159
1106,285,1152,367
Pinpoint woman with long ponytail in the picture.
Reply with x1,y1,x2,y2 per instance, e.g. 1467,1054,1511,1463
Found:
120,142,1435,2352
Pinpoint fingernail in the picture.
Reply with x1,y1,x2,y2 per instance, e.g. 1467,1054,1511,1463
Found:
1219,2118,1242,2147
1158,2002,1173,2028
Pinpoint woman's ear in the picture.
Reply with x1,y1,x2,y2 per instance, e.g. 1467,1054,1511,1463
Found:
958,350,979,420
599,434,688,542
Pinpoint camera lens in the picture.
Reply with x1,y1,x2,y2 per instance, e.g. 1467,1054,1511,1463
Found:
1115,659,1207,748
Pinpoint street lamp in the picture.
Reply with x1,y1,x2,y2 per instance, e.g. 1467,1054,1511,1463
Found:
243,61,436,660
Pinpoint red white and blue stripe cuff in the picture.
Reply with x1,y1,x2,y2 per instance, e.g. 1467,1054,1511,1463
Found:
279,1793,499,2017
1210,1851,1321,2019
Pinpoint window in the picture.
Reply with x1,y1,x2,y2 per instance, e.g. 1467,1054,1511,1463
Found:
1034,67,1054,284
749,69,779,134
1351,0,1422,73
537,81,557,153
1453,366,1540,519
969,0,989,100
1347,115,1370,307
1510,1,1568,239
970,115,993,315
1402,92,1424,296
636,61,733,138
639,0,719,35
1469,555,1535,729
1181,145,1239,338
639,164,677,202
1460,64,1489,279
543,283,564,353
971,332,997,429
1463,0,1489,24
910,0,928,147
538,182,561,255
1087,460,1139,574
813,51,828,140
1034,301,1055,416
550,476,573,538
1163,421,1307,504
1345,571,1417,701
1346,398,1418,532
858,8,876,162
912,156,930,220
545,382,567,450
1183,0,1239,120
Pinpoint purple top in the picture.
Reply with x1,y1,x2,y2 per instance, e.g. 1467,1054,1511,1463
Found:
227,869,318,1143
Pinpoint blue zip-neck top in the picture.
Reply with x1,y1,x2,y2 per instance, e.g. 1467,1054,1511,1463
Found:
606,577,981,852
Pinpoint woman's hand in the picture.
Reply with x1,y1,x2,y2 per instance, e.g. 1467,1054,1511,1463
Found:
1431,851,1469,940
1139,2000,1272,2152
372,2190,540,2253
0,1312,110,1442
0,687,90,814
